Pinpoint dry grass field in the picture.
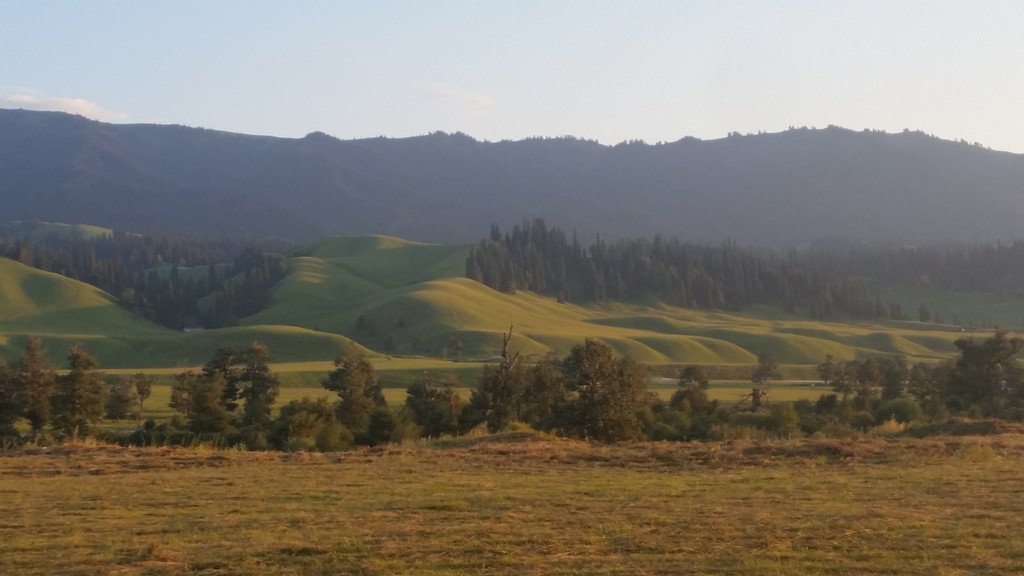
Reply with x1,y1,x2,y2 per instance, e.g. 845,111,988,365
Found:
3,433,1024,575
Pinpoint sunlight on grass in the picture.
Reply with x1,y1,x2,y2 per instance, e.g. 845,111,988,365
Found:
3,436,1024,575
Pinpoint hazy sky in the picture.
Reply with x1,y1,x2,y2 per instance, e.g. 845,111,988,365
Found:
4,1,1023,151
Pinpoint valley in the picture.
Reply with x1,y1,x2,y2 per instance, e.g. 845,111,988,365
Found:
0,232,971,378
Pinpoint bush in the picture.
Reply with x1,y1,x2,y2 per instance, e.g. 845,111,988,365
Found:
875,398,922,424
709,424,774,441
273,397,354,452
768,403,801,438
797,413,833,436
315,421,354,452
812,422,861,439
732,412,773,430
792,398,814,415
847,410,876,431
869,418,906,436
814,394,840,414
729,404,802,438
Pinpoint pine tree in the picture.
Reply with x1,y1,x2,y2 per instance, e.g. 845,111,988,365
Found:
0,360,21,443
52,345,107,438
237,343,280,430
561,339,648,442
17,337,56,440
322,352,384,436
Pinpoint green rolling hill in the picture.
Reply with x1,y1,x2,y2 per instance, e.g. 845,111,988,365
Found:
0,257,369,368
244,235,967,366
0,235,976,373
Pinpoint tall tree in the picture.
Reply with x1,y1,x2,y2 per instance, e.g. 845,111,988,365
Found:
51,345,108,438
750,354,781,412
170,370,196,415
237,343,280,430
880,356,909,400
816,354,841,389
321,352,384,436
0,360,20,443
947,330,1024,415
186,372,233,434
907,361,945,413
853,358,882,410
16,337,55,440
132,372,154,425
105,376,140,421
561,339,649,442
202,347,242,412
462,326,527,432
671,365,713,415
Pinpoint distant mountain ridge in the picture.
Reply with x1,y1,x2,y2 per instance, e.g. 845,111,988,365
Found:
3,108,1024,245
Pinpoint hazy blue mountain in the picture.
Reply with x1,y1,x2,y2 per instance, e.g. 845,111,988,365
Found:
3,108,1023,245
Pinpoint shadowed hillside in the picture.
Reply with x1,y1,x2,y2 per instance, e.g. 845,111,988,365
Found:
3,109,1024,245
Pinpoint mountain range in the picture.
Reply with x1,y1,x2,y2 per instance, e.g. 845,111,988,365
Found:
2,108,1024,245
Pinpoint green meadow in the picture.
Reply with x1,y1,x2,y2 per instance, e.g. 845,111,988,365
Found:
0,235,995,387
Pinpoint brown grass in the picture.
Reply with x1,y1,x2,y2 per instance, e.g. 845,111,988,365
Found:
2,434,1024,574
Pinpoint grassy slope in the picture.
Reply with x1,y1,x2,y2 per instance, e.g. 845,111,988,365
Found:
246,236,967,368
0,258,369,368
1,220,114,241
0,257,171,366
0,235,977,372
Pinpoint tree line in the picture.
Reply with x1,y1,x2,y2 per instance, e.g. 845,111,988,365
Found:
155,328,1024,448
803,240,1024,324
0,337,154,444
0,229,286,329
3,329,1022,449
804,240,1024,296
466,220,907,320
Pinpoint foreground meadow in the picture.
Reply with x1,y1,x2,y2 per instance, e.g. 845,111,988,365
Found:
3,434,1024,575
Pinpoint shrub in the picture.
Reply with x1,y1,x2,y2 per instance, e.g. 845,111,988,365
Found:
847,410,876,431
869,418,906,436
875,398,922,424
768,403,801,438
273,397,354,452
812,422,861,439
797,413,833,436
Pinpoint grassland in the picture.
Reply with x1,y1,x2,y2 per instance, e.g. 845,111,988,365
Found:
0,235,998,379
2,434,1024,575
239,235,971,370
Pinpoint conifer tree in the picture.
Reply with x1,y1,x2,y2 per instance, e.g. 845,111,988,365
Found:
0,360,20,442
561,339,648,442
52,345,107,438
322,352,384,436
17,337,56,441
237,343,280,430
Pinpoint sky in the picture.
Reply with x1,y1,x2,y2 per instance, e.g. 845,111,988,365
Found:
3,1,1024,152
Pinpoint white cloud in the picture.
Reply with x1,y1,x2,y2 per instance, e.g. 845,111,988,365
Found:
426,83,494,117
3,93,128,121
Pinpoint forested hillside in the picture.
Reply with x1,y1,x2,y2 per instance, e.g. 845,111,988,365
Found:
2,218,1021,375
4,108,1024,245
468,220,905,321
0,223,286,329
